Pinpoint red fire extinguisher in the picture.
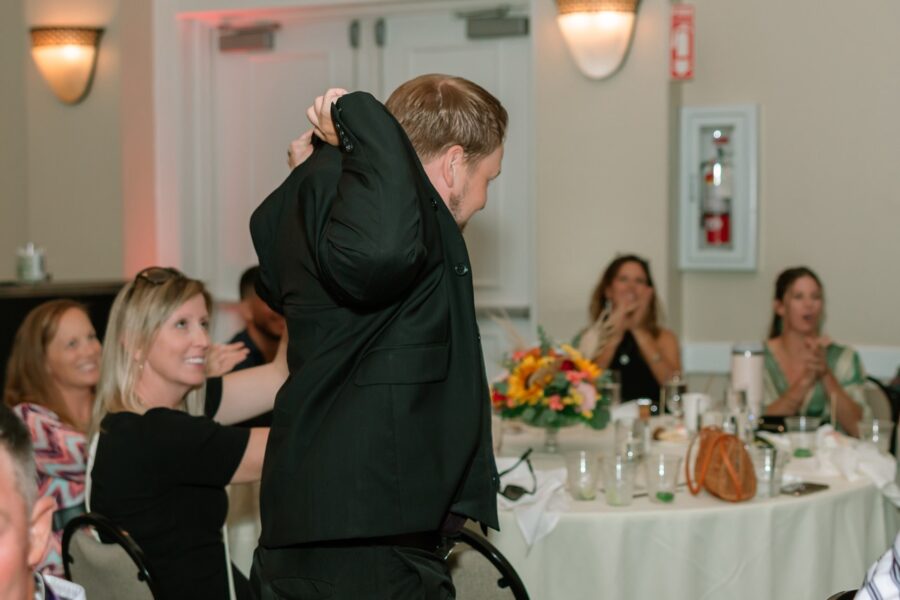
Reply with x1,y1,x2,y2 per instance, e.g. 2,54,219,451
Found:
701,131,732,247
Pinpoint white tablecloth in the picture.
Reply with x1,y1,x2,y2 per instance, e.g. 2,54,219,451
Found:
492,424,900,600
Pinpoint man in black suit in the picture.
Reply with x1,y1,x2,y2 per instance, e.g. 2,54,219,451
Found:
249,74,507,599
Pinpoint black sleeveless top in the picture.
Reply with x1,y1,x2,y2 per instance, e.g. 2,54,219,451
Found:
611,331,660,403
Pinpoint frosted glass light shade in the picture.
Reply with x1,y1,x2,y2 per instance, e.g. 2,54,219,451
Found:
30,27,103,104
556,1,638,80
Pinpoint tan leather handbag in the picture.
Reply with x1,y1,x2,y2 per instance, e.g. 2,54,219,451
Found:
686,426,757,502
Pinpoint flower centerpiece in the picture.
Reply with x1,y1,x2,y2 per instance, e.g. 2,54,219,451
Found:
491,327,611,451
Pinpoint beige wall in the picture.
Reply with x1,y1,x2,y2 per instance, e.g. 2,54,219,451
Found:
4,0,900,351
23,0,123,281
0,0,28,280
680,0,900,347
534,0,672,342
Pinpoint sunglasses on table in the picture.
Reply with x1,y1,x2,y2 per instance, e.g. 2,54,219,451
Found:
498,447,537,501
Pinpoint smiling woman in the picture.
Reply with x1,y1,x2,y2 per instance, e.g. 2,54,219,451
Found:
89,267,287,600
762,266,867,436
3,300,100,577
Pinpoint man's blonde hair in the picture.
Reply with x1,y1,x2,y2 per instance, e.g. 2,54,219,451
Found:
92,269,211,433
386,74,507,164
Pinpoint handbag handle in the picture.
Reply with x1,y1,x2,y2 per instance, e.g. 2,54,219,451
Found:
685,428,745,499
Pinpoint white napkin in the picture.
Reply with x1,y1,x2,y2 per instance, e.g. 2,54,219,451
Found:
610,400,639,422
778,426,900,507
496,456,569,549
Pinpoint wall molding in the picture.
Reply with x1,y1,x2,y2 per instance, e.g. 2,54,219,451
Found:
683,341,900,380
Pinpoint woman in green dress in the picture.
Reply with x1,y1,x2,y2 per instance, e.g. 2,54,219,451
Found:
763,267,868,436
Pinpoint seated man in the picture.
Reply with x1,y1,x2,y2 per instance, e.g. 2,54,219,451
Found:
0,403,84,599
229,266,286,427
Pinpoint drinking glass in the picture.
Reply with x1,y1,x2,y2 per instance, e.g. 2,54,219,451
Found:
682,393,712,433
749,445,787,499
858,420,894,454
785,416,820,458
602,455,635,506
600,370,622,406
644,454,682,504
614,418,646,463
566,450,600,501
662,375,687,420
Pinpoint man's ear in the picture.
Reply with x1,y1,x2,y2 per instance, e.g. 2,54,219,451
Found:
238,299,253,324
27,496,55,569
441,145,465,189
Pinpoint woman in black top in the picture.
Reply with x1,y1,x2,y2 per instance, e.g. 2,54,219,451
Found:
578,255,681,403
89,267,287,599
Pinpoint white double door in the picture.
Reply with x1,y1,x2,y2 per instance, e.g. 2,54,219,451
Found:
202,4,534,375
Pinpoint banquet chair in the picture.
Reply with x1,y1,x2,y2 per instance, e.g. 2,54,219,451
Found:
865,376,898,455
62,512,158,599
448,528,530,600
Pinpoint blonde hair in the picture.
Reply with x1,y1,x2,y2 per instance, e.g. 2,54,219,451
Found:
385,74,507,164
92,268,211,434
4,299,91,430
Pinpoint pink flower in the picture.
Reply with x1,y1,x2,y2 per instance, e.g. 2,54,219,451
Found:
576,382,597,411
565,371,585,384
548,394,564,411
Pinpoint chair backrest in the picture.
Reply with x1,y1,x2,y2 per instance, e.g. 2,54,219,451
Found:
447,529,529,600
62,512,157,600
866,375,900,455
864,379,893,423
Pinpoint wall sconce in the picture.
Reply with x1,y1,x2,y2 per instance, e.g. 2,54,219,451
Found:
556,0,640,80
30,27,104,104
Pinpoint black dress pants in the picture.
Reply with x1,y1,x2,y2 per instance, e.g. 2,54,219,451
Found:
249,543,455,600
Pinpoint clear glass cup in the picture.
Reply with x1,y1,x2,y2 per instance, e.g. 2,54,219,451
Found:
602,455,635,507
785,416,820,458
662,375,687,420
858,420,894,454
749,445,787,499
600,370,622,406
614,418,646,463
566,450,600,500
644,454,682,504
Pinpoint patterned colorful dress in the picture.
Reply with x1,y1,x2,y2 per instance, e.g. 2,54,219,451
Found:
12,402,87,577
762,342,870,426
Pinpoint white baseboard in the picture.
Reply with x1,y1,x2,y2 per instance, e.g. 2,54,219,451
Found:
683,341,900,380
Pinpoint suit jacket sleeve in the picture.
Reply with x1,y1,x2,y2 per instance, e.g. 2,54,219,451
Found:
317,91,428,308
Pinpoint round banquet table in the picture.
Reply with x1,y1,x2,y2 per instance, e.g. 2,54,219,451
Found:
491,423,900,600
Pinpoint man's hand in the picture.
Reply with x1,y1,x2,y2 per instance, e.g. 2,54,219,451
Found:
287,129,315,169
306,88,348,146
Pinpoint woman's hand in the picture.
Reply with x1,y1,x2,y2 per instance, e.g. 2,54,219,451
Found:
627,286,653,333
206,342,249,378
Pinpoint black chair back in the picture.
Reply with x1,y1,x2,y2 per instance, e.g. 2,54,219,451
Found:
62,512,158,599
448,528,529,600
867,375,900,455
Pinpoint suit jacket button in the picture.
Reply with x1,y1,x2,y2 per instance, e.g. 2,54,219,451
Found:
454,263,469,276
431,198,438,209
344,141,354,152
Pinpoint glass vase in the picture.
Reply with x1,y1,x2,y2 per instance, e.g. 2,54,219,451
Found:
543,426,560,453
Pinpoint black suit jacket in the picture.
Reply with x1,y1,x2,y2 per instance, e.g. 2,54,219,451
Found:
250,91,499,546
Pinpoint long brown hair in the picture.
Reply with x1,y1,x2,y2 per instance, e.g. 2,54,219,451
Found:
589,254,662,337
3,299,91,429
768,266,824,339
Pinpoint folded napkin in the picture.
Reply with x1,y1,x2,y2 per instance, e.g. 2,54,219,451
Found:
776,425,900,507
610,400,639,422
496,456,569,549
